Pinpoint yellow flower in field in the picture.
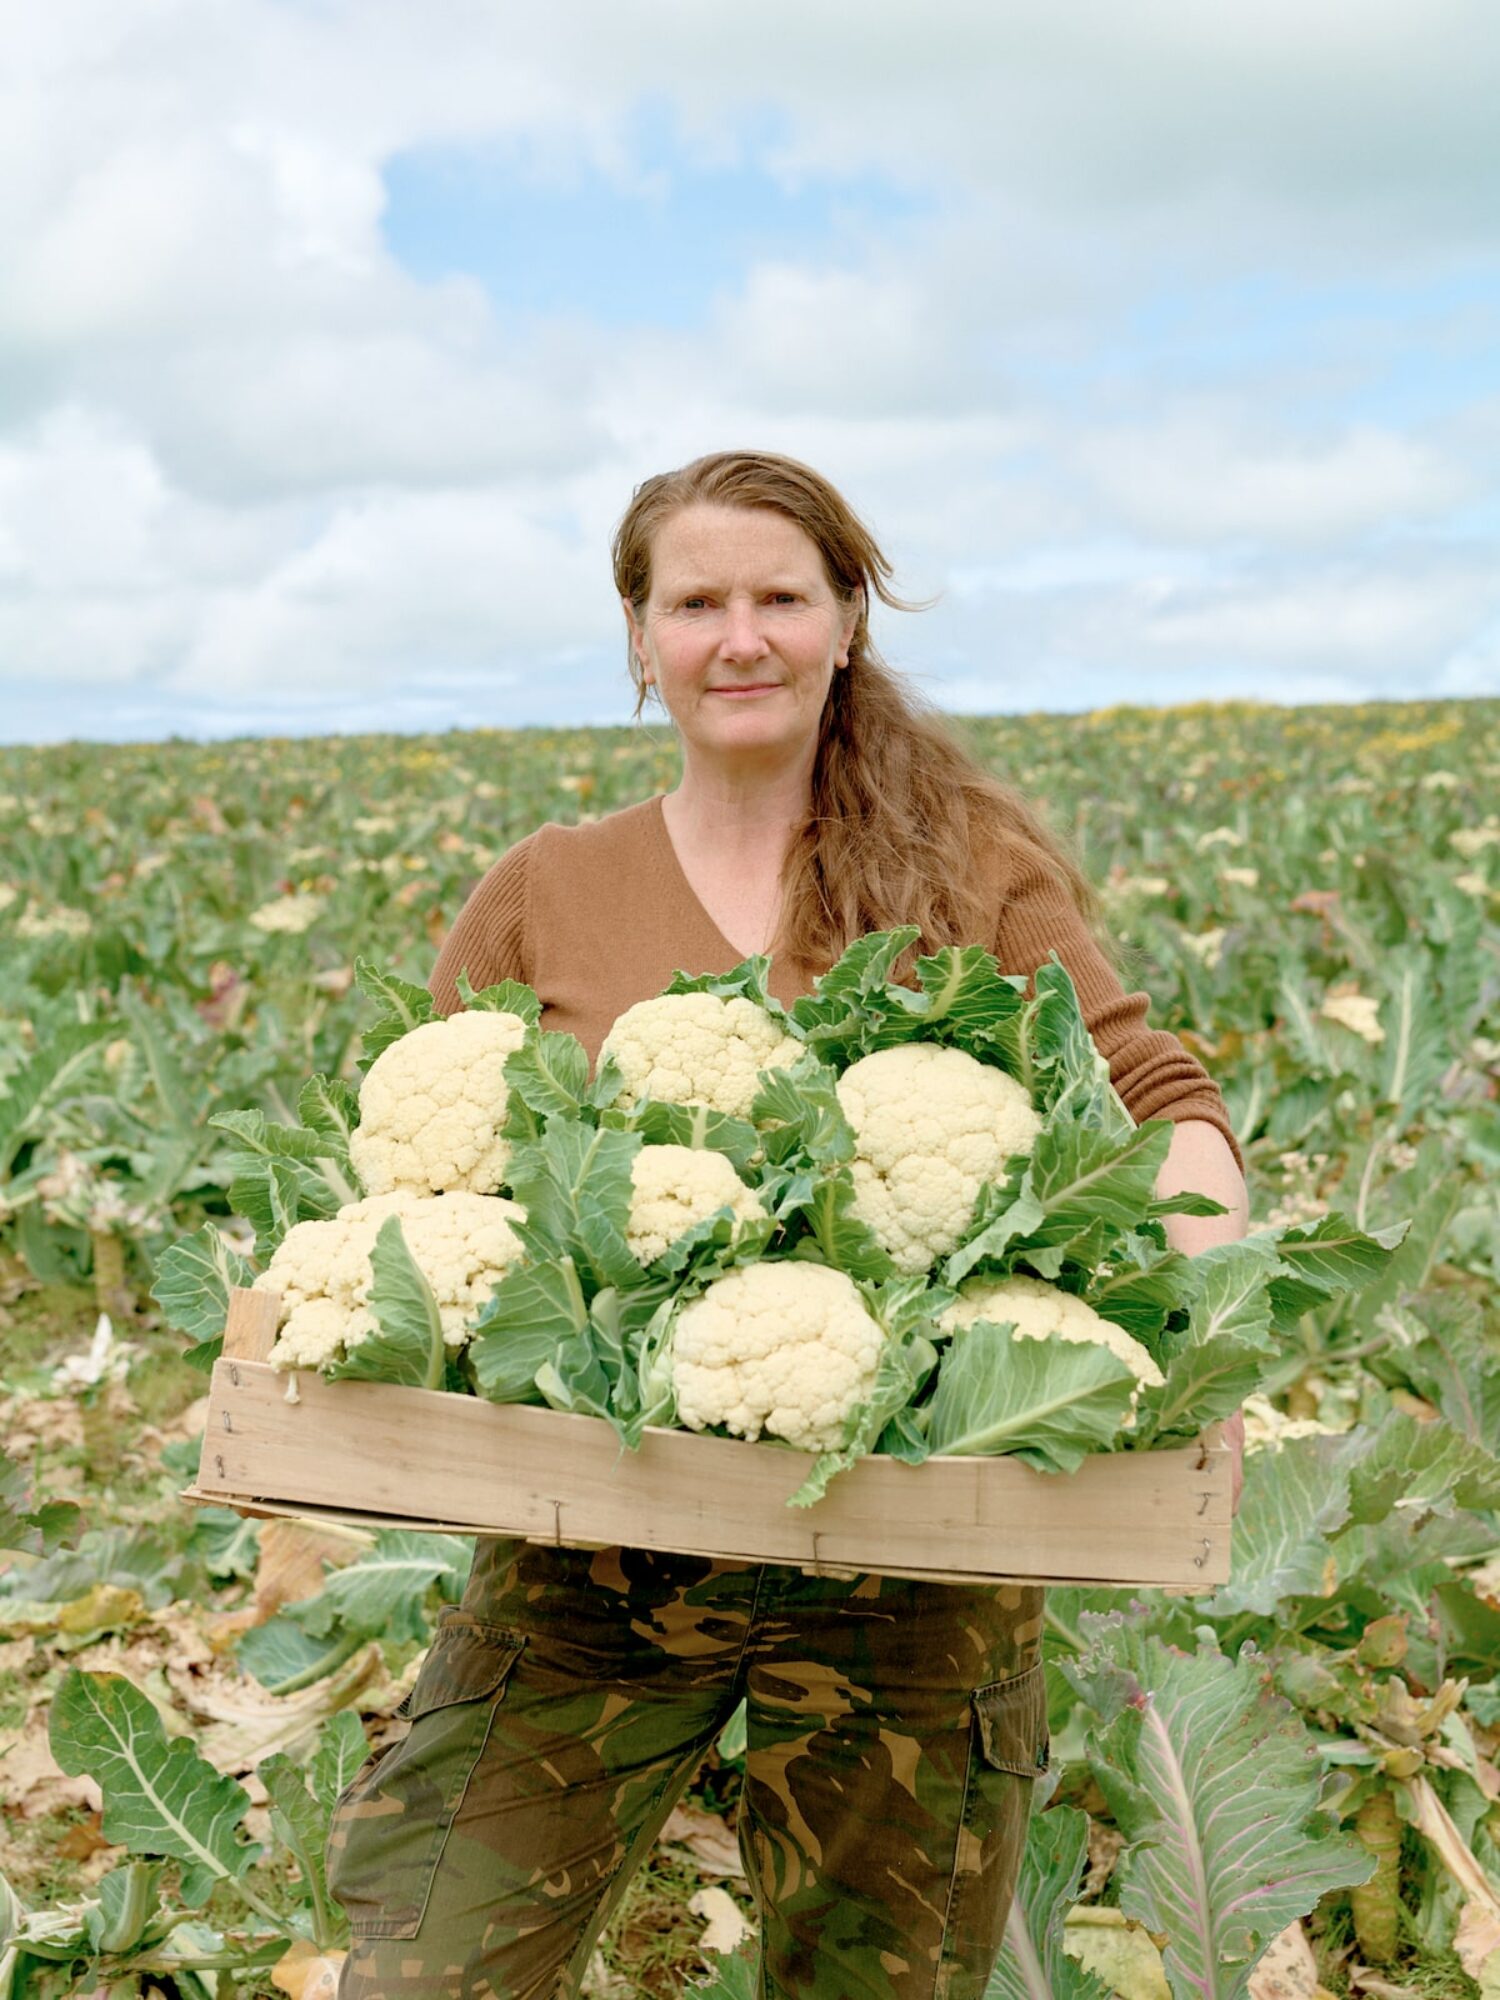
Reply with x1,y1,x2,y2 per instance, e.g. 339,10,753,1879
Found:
1451,824,1500,858
17,904,91,938
1196,826,1244,850
1455,871,1493,897
1420,770,1462,791
1221,867,1260,889
248,892,324,935
1320,991,1384,1044
1108,875,1171,899
1182,927,1226,968
0,883,16,911
353,814,399,836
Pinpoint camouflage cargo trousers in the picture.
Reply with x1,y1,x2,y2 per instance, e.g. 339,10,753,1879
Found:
328,1536,1049,2000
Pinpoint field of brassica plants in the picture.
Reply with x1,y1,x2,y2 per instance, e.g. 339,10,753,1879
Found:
2,697,1497,1999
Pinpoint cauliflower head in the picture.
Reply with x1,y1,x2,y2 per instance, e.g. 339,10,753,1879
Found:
601,992,802,1119
939,1273,1164,1389
671,1260,885,1453
257,1187,526,1369
349,1008,529,1197
625,1144,767,1267
835,1043,1042,1274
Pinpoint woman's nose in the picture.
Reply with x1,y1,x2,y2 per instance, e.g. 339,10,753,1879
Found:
719,600,770,660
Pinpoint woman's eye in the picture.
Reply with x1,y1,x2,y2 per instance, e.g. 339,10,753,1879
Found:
681,596,708,611
770,592,799,604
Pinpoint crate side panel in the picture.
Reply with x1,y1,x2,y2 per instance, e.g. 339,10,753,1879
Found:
195,1362,1230,1585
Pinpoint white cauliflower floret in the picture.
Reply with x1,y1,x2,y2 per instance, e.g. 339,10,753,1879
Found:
349,1008,529,1196
601,992,802,1119
265,1295,376,1369
1318,991,1384,1046
1239,1392,1341,1453
836,1044,1043,1274
256,1188,526,1369
939,1273,1164,1391
671,1261,885,1453
625,1144,767,1267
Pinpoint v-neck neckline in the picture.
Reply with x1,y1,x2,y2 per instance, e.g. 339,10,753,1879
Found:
647,792,756,964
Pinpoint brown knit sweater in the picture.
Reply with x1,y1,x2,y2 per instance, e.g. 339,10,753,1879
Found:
428,794,1243,1172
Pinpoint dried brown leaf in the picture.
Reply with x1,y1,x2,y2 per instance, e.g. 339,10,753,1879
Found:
270,1940,346,1998
1249,1922,1318,2000
0,1709,101,1816
192,1641,389,1773
1064,1907,1170,2000
690,1885,750,1957
56,1811,117,1861
1455,1898,1500,1991
659,1801,745,1878
253,1517,366,1624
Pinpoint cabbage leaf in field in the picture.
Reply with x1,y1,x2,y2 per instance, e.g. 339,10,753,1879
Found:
150,1217,256,1368
987,1804,1113,2000
1062,1614,1375,2000
0,1448,82,1558
49,1670,263,1905
1211,1416,1500,1621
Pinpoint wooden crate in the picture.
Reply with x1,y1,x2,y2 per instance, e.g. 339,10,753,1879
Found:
183,1289,1232,1589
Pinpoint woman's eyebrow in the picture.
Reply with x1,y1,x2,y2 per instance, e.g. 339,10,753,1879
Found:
662,571,816,595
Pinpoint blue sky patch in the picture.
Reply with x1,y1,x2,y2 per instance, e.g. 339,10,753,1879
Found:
382,113,925,328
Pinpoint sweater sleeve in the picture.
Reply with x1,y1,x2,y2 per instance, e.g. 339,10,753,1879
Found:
993,836,1245,1176
427,835,534,1017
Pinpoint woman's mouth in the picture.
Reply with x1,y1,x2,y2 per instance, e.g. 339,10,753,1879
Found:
710,684,780,698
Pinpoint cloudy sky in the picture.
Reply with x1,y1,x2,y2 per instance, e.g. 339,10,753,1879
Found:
2,1,1498,744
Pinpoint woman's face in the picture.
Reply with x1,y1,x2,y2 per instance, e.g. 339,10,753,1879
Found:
623,504,859,779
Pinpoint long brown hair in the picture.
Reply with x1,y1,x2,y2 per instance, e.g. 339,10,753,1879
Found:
611,449,1120,976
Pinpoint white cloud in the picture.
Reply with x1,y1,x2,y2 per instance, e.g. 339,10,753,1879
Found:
1070,412,1473,544
1137,565,1493,670
1438,621,1500,696
173,487,613,700
0,405,169,590
136,324,607,498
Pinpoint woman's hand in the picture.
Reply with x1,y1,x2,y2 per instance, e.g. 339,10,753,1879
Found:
1155,1119,1250,1516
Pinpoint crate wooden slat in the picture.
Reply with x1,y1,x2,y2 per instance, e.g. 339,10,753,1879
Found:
187,1295,1231,1588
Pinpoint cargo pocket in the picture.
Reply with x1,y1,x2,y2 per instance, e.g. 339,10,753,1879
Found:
973,1659,1050,1779
326,1610,526,1940
941,1661,1051,1989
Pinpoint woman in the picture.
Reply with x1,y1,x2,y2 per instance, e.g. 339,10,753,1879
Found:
330,450,1248,2000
